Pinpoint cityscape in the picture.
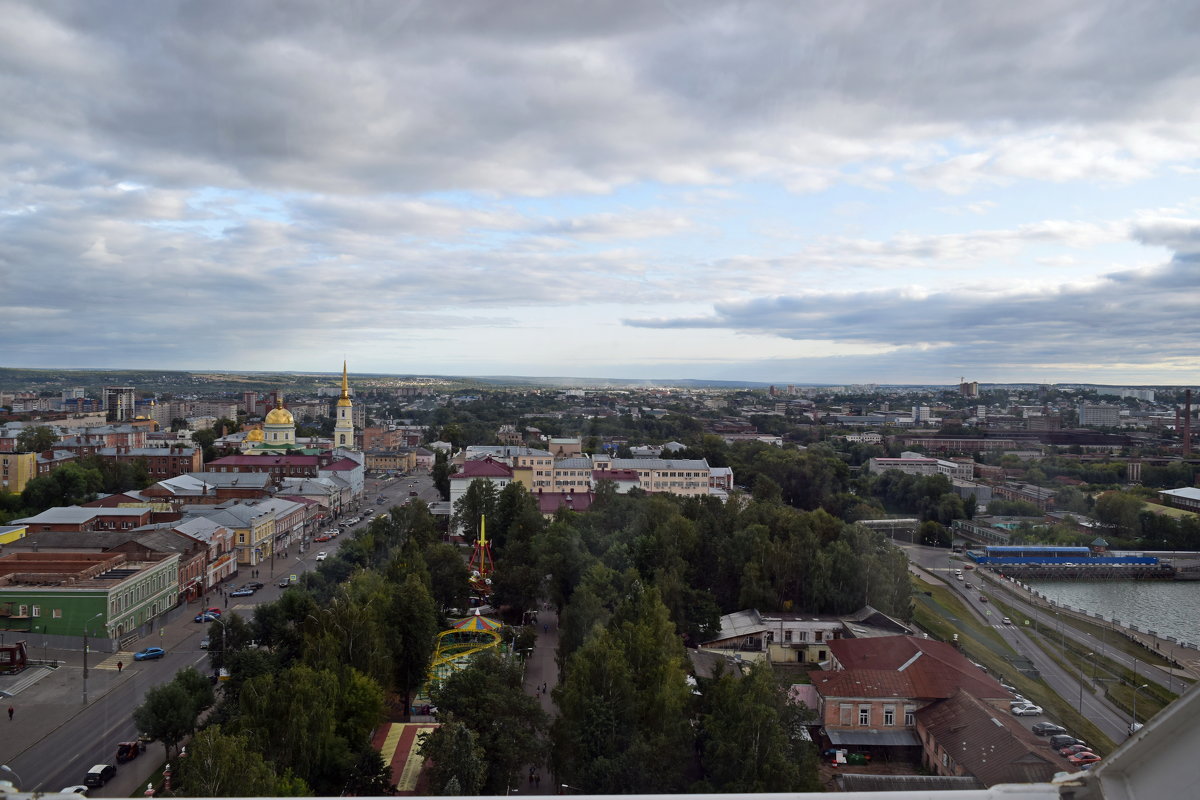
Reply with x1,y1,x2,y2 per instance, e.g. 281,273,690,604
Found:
0,371,1197,795
3,1,1199,798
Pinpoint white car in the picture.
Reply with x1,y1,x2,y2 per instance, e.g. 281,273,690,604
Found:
315,551,328,561
1012,704,1043,716
1002,617,1013,625
60,787,89,796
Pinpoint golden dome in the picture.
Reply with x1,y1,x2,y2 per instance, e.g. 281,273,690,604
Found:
264,397,294,426
245,428,265,442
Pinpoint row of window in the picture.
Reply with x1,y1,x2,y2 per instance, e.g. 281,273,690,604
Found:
839,703,916,727
781,629,828,643
12,605,63,618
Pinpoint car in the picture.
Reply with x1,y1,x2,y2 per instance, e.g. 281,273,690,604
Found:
979,595,988,603
1049,735,1086,749
409,490,418,496
315,551,328,561
1009,696,1028,707
59,786,89,795
1128,722,1144,734
1011,704,1043,716
964,564,975,570
229,587,256,597
83,765,116,788
194,612,220,623
245,581,264,590
1059,744,1095,756
1068,752,1102,766
133,647,165,661
1002,616,1013,625
199,637,210,649
314,534,332,542
1032,722,1068,736
115,741,142,763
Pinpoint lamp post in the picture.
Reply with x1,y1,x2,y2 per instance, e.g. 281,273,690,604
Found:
1078,653,1093,712
82,611,104,704
1131,683,1149,729
0,764,22,790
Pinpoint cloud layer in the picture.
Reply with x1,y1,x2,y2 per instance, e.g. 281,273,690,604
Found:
2,1,1199,381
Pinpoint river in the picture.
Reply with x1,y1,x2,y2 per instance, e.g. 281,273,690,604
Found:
1023,578,1200,645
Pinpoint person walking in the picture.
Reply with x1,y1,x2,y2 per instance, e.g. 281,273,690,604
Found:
7,706,12,721
117,660,123,673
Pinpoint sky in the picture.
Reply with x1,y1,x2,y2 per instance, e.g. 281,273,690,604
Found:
2,1,1199,385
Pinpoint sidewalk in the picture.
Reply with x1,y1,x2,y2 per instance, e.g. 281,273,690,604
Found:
518,606,559,795
0,592,224,783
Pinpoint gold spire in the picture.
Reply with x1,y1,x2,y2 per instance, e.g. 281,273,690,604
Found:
337,360,353,407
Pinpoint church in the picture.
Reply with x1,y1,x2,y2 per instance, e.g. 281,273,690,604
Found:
240,362,356,455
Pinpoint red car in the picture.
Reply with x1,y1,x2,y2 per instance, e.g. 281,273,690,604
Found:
1068,752,1102,766
1058,744,1094,756
314,535,332,542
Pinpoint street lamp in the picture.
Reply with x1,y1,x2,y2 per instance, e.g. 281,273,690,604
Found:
1131,683,1149,729
82,611,104,704
0,764,22,790
1078,653,1093,712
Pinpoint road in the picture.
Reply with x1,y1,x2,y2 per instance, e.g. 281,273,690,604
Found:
6,470,439,796
900,543,1132,744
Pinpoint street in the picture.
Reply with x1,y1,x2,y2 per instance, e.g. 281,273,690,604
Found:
899,542,1145,743
0,470,438,796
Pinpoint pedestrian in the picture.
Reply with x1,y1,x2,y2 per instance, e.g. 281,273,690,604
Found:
534,773,540,789
117,660,123,673
528,768,535,785
6,706,12,721
543,623,548,633
542,682,547,694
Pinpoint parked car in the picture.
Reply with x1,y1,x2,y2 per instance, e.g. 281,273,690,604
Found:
1058,744,1094,756
1049,735,1086,749
194,612,220,623
83,765,116,788
229,586,256,597
315,551,328,561
133,647,165,661
1011,704,1043,716
1068,752,1102,766
115,741,142,763
314,534,332,542
245,581,264,590
1032,722,1068,736
59,786,89,795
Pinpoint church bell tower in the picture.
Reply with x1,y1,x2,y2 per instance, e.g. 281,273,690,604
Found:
334,360,355,450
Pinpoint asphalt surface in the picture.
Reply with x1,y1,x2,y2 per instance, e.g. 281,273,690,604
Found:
900,543,1139,744
0,470,438,796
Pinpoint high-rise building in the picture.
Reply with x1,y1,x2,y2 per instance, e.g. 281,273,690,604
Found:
1078,403,1121,427
103,386,136,422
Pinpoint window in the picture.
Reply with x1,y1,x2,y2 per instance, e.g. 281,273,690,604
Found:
883,705,895,726
798,630,808,642
783,630,792,642
904,705,916,726
54,608,63,618
839,703,853,726
31,606,40,617
858,705,870,726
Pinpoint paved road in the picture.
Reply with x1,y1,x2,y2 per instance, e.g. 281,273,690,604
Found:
519,606,559,794
0,483,398,796
902,544,1131,744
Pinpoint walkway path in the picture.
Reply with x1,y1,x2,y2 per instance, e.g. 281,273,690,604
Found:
517,606,560,796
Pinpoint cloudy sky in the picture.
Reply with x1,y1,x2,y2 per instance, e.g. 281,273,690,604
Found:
3,1,1199,384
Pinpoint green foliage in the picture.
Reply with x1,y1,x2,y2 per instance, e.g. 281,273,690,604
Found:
553,584,694,793
15,425,56,453
21,462,103,510
418,715,487,795
430,650,548,794
133,678,204,760
1094,491,1145,537
177,724,310,797
392,572,439,713
695,662,817,792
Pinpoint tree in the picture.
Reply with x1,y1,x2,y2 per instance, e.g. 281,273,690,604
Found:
430,650,548,794
15,425,56,453
418,715,487,795
133,682,200,760
696,662,811,792
176,724,309,796
1095,491,1145,539
452,479,499,542
432,450,451,500
392,572,439,715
